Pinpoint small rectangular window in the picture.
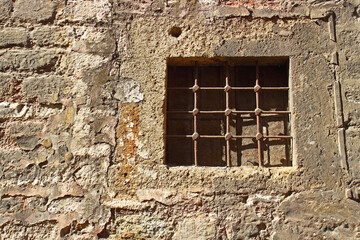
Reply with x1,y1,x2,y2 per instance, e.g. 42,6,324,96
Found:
165,58,292,167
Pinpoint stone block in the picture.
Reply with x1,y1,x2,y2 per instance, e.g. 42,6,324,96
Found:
214,5,250,18
198,0,219,7
0,0,13,23
9,121,44,151
0,196,24,214
0,50,61,72
273,26,293,36
0,73,23,102
71,28,115,56
172,215,216,240
15,135,41,151
289,4,310,17
0,28,28,48
0,73,12,100
103,199,146,210
30,26,69,47
310,8,329,19
93,116,117,146
22,75,68,104
253,8,279,18
13,0,57,23
9,121,43,136
345,126,360,176
137,189,177,205
60,1,111,23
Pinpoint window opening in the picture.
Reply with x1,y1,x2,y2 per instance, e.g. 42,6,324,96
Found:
166,58,292,167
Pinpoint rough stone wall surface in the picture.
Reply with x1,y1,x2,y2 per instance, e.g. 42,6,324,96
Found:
0,0,359,239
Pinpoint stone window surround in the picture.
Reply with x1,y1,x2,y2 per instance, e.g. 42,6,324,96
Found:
130,17,338,178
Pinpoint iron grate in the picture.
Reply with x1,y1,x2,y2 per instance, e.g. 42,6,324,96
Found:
166,61,292,167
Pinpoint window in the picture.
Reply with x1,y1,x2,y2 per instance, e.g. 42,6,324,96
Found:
165,58,292,167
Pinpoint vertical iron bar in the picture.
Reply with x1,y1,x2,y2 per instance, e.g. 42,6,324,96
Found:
225,65,231,167
194,62,198,166
256,63,263,167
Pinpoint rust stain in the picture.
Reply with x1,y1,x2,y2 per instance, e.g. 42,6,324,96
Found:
116,103,139,164
112,104,140,196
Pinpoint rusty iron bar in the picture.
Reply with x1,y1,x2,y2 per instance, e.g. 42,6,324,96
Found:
167,110,291,115
225,65,231,167
198,135,225,139
198,87,223,90
255,63,263,167
167,87,289,91
167,135,225,139
198,110,225,114
194,62,199,166
166,134,292,139
261,87,289,90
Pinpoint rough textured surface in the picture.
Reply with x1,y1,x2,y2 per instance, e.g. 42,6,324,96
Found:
0,0,359,239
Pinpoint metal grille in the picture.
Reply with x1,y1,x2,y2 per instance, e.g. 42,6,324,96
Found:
166,61,292,167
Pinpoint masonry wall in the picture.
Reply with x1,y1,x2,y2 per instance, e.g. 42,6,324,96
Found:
0,0,360,239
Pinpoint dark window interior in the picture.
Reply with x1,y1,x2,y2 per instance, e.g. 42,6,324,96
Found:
166,58,291,167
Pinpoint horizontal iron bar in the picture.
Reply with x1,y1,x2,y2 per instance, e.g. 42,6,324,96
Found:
198,110,225,114
261,87,289,90
166,135,292,139
167,110,291,115
199,87,224,90
231,87,254,90
197,135,224,139
167,87,289,91
167,110,225,114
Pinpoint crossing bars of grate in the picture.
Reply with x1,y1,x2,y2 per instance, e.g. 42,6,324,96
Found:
166,62,292,166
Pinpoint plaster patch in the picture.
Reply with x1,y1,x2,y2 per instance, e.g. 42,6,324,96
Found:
114,79,144,103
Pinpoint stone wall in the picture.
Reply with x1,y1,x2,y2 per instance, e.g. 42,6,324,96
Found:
0,0,360,239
